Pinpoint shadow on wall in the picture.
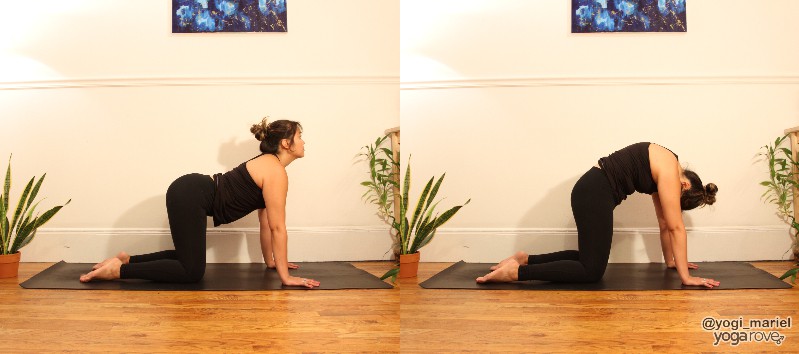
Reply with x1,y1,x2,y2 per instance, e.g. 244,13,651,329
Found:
213,136,263,262
110,194,173,259
514,169,695,262
218,136,262,172
515,174,581,255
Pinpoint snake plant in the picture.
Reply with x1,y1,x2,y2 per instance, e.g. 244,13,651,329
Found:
381,158,470,281
0,155,70,255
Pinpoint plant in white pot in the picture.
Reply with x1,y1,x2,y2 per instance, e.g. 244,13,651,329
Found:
0,155,70,278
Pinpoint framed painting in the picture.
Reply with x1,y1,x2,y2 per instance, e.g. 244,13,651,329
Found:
572,0,686,33
173,0,287,33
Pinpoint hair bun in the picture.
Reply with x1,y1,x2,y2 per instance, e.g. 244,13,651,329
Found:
704,183,718,205
250,118,269,141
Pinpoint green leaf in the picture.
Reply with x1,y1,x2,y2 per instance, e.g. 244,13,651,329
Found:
417,200,440,235
1,156,10,253
11,228,37,254
409,176,434,238
425,174,445,210
409,215,435,253
0,195,5,254
429,199,471,230
10,177,34,236
379,267,398,284
412,229,437,254
411,199,470,252
400,216,409,254
26,173,46,212
399,164,410,254
2,155,10,216
779,267,798,284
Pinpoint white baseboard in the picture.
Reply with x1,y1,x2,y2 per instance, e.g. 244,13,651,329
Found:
20,226,793,264
21,227,396,263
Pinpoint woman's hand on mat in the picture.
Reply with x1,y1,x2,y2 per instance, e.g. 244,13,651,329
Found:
683,276,719,288
283,276,320,288
667,262,699,270
267,262,299,269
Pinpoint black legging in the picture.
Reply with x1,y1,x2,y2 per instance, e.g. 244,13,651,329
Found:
119,173,214,283
517,167,616,283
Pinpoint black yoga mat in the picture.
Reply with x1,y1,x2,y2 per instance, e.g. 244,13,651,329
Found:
20,261,393,290
419,261,793,290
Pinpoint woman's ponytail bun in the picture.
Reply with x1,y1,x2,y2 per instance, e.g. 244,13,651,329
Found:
250,118,269,141
704,183,718,206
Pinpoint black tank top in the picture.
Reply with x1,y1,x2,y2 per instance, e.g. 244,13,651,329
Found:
597,142,678,205
211,159,266,226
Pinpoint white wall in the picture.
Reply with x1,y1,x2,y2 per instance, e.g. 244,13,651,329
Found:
400,0,799,262
0,0,399,262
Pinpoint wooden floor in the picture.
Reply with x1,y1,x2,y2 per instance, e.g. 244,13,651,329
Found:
0,262,399,353
400,262,798,354
3,262,797,353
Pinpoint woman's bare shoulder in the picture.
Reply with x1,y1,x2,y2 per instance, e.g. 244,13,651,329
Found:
246,155,286,187
649,144,680,180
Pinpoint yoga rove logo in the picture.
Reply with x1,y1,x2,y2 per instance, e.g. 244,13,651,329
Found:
701,316,791,347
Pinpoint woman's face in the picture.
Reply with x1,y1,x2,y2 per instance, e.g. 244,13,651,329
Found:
289,129,305,158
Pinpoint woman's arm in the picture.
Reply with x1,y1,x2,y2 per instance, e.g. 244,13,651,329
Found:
652,193,698,269
257,208,298,269
257,208,275,267
262,167,319,288
654,164,716,288
652,193,675,266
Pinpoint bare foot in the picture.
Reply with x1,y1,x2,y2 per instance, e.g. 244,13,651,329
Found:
80,258,122,282
477,259,520,283
92,251,131,270
490,251,528,271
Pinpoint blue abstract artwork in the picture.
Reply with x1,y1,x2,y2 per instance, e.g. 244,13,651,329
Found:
572,0,686,33
173,0,287,33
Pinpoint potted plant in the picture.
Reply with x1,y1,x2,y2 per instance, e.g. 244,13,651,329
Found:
758,135,799,283
0,155,70,278
386,158,470,280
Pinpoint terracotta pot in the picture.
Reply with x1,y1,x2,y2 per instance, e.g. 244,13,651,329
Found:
0,252,21,279
398,251,420,278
